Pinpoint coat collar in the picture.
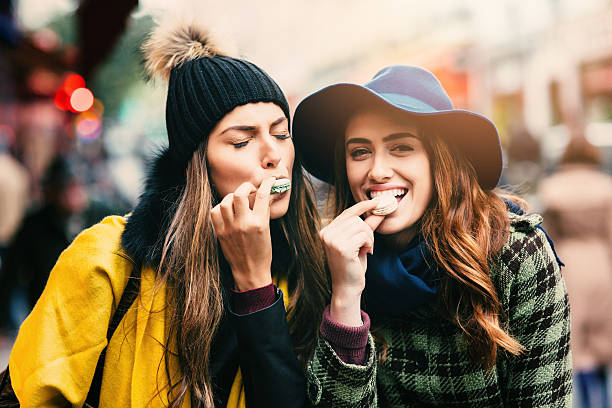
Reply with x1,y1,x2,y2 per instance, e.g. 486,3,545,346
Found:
121,147,187,267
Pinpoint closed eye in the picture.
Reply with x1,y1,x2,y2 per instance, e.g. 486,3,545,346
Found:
232,137,252,148
273,132,291,140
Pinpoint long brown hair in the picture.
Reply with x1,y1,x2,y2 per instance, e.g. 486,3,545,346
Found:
331,123,524,370
157,144,329,406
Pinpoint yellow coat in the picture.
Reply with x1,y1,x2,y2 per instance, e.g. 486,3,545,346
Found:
9,215,189,407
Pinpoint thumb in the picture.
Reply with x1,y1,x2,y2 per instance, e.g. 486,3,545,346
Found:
358,246,369,268
364,213,385,231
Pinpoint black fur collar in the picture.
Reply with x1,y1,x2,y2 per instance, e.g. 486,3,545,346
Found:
121,147,186,267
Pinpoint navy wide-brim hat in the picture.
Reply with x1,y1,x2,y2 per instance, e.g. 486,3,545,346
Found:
292,65,502,190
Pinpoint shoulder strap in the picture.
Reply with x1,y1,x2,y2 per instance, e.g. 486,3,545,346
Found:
84,261,141,407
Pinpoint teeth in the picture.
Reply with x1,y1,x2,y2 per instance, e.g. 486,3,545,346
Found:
369,189,406,199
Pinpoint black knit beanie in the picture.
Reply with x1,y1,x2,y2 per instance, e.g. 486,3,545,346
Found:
143,22,290,167
166,57,290,165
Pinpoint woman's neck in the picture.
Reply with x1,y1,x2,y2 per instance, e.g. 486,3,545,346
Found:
380,226,419,251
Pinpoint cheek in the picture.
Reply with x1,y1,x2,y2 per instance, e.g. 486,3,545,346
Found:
423,162,433,201
424,176,433,203
208,167,225,197
345,162,364,199
208,152,252,197
346,159,367,183
414,160,433,207
284,143,295,172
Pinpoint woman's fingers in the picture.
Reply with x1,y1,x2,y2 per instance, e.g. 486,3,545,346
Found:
337,197,381,221
321,216,374,256
253,177,276,218
364,213,386,231
233,182,257,218
212,179,275,292
219,192,235,224
332,215,369,242
215,177,279,225
210,205,224,235
350,230,374,256
214,178,275,240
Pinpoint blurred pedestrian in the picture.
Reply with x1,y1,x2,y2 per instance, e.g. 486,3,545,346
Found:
0,134,29,254
502,122,543,204
0,137,29,332
1,155,87,330
539,136,612,408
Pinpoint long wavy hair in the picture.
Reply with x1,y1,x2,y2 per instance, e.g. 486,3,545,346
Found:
331,122,524,370
157,143,330,406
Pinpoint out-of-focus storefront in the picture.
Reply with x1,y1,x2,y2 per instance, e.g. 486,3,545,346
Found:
472,4,612,171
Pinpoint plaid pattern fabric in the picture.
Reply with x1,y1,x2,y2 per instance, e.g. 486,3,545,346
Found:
307,213,572,407
307,335,378,407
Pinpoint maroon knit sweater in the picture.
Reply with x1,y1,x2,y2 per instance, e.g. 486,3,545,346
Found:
233,286,369,364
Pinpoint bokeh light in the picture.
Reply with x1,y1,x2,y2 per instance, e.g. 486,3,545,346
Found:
74,111,102,141
70,88,94,112
89,98,105,117
53,87,70,111
63,73,86,93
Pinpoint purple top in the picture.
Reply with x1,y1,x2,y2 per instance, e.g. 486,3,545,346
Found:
231,282,277,315
233,286,370,365
319,305,370,365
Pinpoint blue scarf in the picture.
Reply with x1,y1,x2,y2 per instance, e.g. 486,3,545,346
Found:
364,233,439,316
364,201,564,317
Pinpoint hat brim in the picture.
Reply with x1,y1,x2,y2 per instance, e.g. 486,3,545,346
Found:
293,83,502,190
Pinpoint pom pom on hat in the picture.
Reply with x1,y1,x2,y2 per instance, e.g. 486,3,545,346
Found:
142,19,229,81
143,18,290,170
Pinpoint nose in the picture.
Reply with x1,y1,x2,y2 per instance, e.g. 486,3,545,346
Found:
368,154,393,182
261,134,282,169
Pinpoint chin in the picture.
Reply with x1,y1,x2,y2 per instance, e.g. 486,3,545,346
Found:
374,222,403,235
375,216,415,235
269,200,290,220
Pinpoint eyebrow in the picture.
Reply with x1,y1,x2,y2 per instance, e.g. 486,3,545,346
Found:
345,132,418,146
221,116,287,135
221,125,256,134
270,117,288,127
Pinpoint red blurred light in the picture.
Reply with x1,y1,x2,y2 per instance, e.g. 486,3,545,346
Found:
63,74,86,94
28,69,61,95
70,88,94,112
54,88,71,111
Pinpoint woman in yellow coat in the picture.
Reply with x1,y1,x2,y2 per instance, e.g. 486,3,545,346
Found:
8,20,328,407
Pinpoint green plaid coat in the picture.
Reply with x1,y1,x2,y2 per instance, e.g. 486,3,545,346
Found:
306,213,572,407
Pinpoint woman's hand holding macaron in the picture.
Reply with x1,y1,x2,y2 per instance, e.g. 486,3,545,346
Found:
319,197,393,326
211,177,277,291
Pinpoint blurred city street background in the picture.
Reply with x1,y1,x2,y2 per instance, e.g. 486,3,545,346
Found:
1,0,612,406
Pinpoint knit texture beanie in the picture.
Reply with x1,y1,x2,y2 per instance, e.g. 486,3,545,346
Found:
143,21,290,166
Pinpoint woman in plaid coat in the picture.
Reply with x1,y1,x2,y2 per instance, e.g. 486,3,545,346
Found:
292,65,572,407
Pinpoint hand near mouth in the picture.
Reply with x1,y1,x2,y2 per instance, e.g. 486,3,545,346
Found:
318,198,386,326
211,177,276,291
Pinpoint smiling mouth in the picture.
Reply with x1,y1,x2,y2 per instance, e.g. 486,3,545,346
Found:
368,188,407,200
